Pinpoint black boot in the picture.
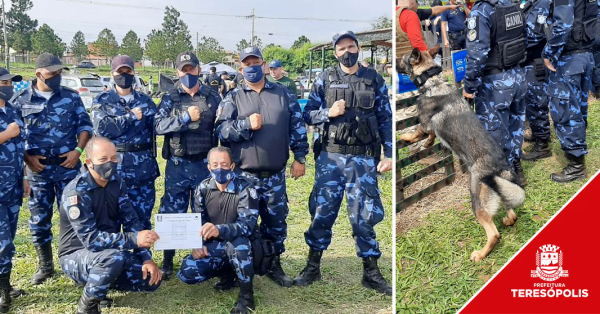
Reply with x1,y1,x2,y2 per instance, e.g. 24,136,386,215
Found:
99,297,113,308
76,294,101,314
523,133,535,143
512,159,527,188
160,250,175,281
230,281,255,314
523,139,552,161
0,273,11,314
266,255,292,287
595,85,600,99
214,264,239,291
32,242,54,285
8,285,26,298
551,154,587,183
362,257,392,296
293,249,323,286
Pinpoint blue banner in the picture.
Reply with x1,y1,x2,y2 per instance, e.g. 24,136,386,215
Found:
452,49,467,83
397,73,417,94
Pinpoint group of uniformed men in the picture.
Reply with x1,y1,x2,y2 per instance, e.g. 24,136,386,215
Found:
0,30,393,314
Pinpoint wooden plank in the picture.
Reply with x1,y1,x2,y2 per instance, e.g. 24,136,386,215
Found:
396,115,420,130
400,154,453,186
396,143,447,168
396,172,457,212
396,96,418,110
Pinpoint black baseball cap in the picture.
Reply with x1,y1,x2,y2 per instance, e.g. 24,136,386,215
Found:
0,67,22,82
111,55,135,72
175,51,199,70
220,71,228,76
35,53,64,72
332,31,359,46
239,46,263,62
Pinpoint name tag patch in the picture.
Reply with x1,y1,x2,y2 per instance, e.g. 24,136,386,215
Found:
329,84,349,89
22,104,44,110
505,12,523,30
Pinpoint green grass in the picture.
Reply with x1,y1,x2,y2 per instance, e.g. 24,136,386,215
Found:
9,138,393,313
396,99,600,313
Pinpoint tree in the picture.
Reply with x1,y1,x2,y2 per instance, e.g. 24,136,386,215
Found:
196,36,226,64
161,6,192,63
70,31,88,62
144,29,168,66
236,36,262,52
262,45,293,68
119,30,143,61
93,28,119,58
31,23,65,56
6,0,38,54
371,15,392,30
291,35,310,50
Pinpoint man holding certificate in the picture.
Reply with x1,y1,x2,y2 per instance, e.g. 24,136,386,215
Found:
177,147,260,314
58,137,162,314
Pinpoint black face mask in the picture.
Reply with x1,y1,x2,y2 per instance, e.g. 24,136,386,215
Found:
0,86,14,102
91,161,118,180
113,73,135,89
40,74,62,91
337,51,360,67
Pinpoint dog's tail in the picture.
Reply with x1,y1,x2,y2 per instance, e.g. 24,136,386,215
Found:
481,175,525,209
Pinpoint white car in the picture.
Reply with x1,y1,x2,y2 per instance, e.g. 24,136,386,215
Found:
61,74,105,109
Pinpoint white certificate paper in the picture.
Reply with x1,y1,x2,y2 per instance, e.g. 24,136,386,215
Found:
154,213,203,250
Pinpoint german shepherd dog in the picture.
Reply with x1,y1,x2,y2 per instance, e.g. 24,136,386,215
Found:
396,47,525,262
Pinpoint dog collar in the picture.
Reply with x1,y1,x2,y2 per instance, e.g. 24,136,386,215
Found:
413,66,443,88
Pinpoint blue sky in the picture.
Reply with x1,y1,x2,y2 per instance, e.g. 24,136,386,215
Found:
17,0,391,50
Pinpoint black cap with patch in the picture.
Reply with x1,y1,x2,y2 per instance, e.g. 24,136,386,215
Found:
332,31,359,46
35,53,64,72
0,67,22,82
239,46,263,62
111,55,135,72
175,51,199,70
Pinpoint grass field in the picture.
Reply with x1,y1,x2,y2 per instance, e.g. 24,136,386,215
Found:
8,136,393,313
396,98,600,313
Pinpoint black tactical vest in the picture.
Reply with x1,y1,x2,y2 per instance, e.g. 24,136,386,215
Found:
484,0,527,71
168,87,215,157
562,0,598,54
322,67,381,156
231,84,290,172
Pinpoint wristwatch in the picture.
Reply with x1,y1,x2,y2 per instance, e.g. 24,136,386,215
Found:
295,157,306,164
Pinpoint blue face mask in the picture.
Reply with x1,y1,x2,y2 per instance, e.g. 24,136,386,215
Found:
211,167,235,184
242,65,263,83
179,73,199,89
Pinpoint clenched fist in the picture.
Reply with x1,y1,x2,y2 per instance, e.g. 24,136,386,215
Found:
187,106,201,122
328,100,346,118
131,107,143,120
249,113,262,130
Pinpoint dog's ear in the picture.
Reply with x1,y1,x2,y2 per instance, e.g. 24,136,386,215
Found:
395,57,403,74
409,48,421,65
428,44,440,59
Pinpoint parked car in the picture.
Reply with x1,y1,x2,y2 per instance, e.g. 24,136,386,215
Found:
76,61,96,69
61,74,105,109
100,76,111,89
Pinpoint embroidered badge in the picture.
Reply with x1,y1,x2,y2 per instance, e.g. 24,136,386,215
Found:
468,30,477,41
69,207,80,220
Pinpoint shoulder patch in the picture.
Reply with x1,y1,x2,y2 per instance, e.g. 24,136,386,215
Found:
468,17,477,29
537,15,547,24
468,29,477,41
66,195,78,206
249,187,258,199
68,207,81,220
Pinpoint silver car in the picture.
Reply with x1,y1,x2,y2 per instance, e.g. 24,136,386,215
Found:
61,74,105,109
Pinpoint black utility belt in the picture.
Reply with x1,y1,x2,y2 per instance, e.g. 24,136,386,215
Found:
323,143,379,157
116,142,153,153
450,30,465,37
562,49,592,56
39,155,67,165
244,169,282,179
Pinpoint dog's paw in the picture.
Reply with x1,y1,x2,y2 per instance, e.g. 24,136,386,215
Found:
399,133,415,142
470,250,486,262
424,139,435,148
502,216,516,226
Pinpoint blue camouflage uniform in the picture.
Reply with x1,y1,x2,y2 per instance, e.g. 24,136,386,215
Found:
0,104,24,275
155,84,220,216
522,0,552,141
464,0,528,165
91,90,159,230
593,1,600,88
302,65,392,258
12,84,93,246
58,169,160,300
542,0,597,157
217,81,308,255
178,174,259,285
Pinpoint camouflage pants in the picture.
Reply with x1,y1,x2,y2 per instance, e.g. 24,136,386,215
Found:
548,52,593,157
240,170,288,255
125,179,156,230
475,67,526,164
159,157,209,214
177,237,254,284
522,64,551,141
593,37,600,87
28,176,74,246
0,198,20,274
60,249,161,299
305,152,384,258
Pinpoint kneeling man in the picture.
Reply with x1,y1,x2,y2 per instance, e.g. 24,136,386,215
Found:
59,137,162,314
178,146,260,314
